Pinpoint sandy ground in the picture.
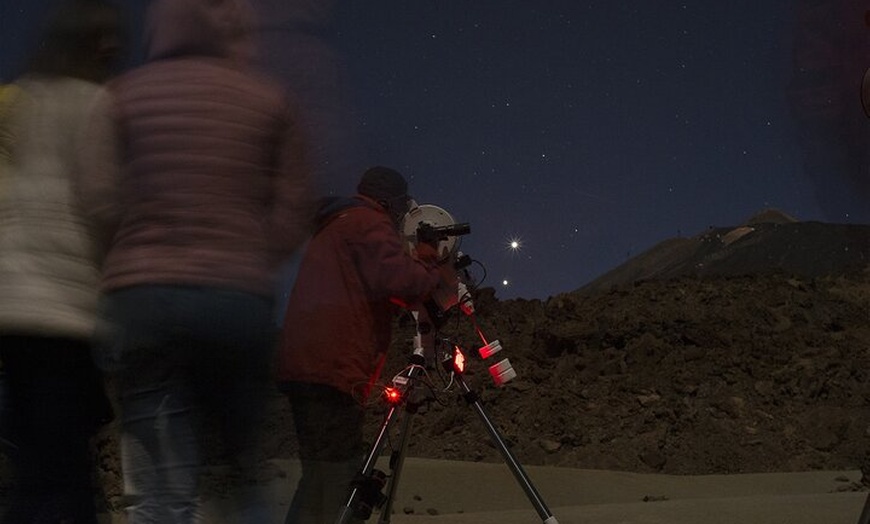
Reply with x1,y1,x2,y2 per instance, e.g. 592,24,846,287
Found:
91,458,869,524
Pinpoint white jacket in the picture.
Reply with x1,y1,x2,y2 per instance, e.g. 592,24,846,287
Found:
0,76,105,339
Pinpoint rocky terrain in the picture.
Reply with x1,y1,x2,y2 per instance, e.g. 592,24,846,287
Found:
255,210,870,478
4,209,870,509
375,270,870,476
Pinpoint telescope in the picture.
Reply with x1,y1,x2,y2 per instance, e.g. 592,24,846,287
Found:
398,202,516,387
415,221,470,245
337,202,559,524
400,203,474,314
401,203,469,262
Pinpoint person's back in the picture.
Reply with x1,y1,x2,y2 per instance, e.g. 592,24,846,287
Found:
79,0,312,522
0,76,105,337
99,0,310,295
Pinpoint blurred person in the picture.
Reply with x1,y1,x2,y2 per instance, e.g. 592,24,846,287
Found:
0,0,122,522
251,0,364,324
77,0,313,521
276,166,448,524
254,0,359,198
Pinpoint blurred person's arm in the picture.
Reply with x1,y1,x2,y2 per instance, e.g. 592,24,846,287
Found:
75,87,122,249
269,97,315,264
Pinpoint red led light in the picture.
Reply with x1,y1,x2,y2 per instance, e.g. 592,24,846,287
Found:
383,387,402,404
453,347,466,373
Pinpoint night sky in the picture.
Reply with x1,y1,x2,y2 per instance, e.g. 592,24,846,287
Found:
3,1,869,300
327,1,813,301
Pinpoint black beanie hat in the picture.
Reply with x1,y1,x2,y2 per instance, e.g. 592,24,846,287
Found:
357,166,408,202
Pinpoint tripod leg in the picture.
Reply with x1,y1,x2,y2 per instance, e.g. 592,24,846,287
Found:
335,404,400,524
858,491,870,524
336,363,426,524
456,374,560,524
377,410,415,524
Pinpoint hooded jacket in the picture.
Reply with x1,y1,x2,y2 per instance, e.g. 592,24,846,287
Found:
276,195,441,398
80,0,312,297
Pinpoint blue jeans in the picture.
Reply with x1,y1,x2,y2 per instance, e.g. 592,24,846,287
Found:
99,285,276,524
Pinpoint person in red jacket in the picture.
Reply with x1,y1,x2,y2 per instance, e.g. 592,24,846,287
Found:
277,166,445,524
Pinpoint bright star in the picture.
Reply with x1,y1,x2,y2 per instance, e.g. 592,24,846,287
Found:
506,236,522,252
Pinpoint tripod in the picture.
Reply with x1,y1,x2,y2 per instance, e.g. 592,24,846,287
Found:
335,339,560,524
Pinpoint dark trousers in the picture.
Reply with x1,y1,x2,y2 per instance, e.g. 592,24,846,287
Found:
99,285,276,524
0,335,111,524
283,382,365,524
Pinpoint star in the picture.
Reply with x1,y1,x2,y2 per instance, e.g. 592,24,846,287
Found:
506,236,523,252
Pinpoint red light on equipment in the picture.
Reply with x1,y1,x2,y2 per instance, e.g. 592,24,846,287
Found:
453,347,466,373
383,387,402,404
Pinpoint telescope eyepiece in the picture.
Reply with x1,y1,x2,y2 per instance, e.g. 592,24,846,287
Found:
416,222,471,244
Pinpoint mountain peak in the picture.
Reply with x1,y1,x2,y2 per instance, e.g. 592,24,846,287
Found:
743,208,798,226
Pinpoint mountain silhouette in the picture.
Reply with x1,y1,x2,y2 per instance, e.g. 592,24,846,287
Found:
581,209,870,294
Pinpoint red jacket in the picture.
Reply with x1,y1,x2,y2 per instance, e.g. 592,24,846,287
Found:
277,196,441,398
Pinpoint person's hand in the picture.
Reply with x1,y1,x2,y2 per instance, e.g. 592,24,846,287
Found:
414,241,440,265
437,257,459,283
